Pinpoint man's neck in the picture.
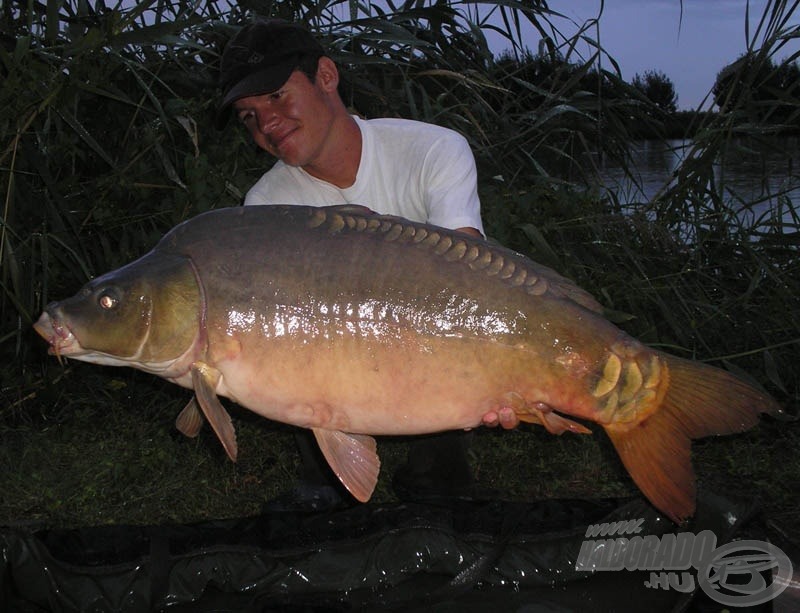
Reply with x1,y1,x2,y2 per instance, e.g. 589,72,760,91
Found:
302,113,362,189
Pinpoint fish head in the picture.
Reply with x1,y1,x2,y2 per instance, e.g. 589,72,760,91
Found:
34,252,203,373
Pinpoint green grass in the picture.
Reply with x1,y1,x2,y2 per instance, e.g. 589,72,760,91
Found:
1,366,293,527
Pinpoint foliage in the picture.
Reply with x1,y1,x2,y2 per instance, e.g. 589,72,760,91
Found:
713,53,800,126
710,0,800,130
0,0,798,536
632,69,678,114
487,46,649,181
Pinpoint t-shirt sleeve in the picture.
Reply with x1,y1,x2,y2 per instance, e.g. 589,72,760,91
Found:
421,132,485,236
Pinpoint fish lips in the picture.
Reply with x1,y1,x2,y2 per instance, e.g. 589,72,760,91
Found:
34,308,84,358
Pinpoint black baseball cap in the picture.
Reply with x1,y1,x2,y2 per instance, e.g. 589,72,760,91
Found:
216,19,324,127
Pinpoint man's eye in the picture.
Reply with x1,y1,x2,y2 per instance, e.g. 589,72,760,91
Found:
269,90,284,101
238,111,255,124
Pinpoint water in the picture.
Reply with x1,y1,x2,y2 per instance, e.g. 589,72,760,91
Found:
594,137,800,227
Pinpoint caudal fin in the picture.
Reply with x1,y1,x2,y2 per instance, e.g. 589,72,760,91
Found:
604,354,781,524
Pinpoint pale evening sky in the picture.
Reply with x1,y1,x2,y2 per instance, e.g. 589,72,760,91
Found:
494,0,800,110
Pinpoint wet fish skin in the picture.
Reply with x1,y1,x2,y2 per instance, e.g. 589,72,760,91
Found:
33,205,781,523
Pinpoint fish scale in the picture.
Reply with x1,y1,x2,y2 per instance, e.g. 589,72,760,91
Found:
313,206,598,310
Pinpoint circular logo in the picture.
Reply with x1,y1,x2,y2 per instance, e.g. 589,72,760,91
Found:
697,540,793,607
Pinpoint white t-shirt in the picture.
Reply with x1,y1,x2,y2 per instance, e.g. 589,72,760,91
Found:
244,116,485,235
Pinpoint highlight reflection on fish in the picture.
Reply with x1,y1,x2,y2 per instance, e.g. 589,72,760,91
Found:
34,205,781,523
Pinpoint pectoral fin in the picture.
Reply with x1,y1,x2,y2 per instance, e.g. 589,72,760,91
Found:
312,428,380,502
191,362,238,462
175,397,203,438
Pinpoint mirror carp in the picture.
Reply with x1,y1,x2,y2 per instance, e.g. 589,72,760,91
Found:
34,205,781,523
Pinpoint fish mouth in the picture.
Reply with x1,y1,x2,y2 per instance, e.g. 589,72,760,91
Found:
33,311,85,362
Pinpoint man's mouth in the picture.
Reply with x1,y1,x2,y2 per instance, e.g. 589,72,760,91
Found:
268,127,297,152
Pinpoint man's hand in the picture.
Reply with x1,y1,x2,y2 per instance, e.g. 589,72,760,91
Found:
454,226,483,238
480,406,520,429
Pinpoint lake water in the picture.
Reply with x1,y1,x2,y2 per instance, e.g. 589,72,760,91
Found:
593,137,800,228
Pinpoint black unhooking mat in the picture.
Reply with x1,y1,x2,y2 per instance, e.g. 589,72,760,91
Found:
0,491,794,612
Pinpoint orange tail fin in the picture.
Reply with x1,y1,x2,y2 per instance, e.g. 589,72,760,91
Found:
604,355,781,524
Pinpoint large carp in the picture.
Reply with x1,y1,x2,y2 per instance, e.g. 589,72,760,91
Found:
34,205,780,523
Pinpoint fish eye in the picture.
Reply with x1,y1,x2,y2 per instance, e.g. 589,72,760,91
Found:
98,292,118,310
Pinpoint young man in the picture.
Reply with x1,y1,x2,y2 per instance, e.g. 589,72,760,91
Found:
218,19,518,510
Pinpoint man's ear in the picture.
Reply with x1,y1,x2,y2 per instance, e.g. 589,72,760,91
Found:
315,56,340,93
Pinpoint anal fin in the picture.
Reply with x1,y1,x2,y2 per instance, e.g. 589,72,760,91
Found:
504,392,592,435
312,428,380,503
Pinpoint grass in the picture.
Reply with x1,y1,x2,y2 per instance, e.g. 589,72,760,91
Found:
1,366,296,527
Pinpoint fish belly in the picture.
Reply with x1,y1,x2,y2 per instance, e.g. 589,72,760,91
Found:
210,323,603,436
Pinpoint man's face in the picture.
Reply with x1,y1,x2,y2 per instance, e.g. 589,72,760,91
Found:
232,64,336,169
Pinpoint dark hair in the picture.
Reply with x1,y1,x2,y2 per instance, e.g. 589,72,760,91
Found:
295,52,324,83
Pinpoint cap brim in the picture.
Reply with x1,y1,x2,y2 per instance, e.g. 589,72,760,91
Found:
215,63,295,129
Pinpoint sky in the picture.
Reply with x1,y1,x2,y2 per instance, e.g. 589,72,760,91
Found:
491,0,800,110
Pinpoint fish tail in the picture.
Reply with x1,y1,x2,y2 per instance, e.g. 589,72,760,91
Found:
603,354,781,524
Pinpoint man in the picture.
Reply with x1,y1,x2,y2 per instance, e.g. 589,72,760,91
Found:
217,19,518,510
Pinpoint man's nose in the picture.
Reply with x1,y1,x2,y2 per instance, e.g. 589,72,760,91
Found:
256,107,279,135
